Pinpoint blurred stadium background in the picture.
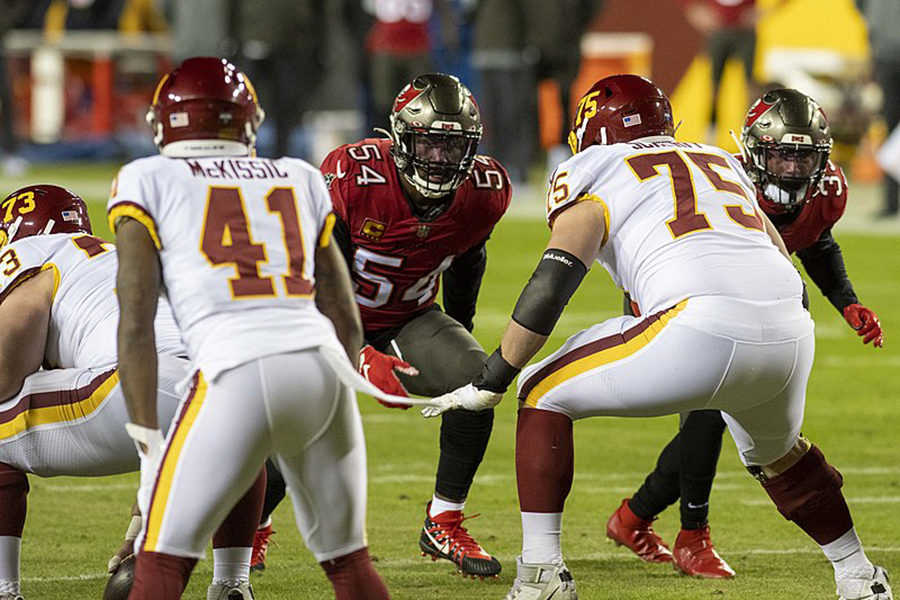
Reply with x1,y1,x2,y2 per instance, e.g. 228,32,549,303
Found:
1,0,897,598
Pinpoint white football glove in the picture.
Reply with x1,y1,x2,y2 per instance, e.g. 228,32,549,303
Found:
421,383,504,418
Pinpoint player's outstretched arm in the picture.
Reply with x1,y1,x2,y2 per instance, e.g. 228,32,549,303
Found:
114,217,162,431
0,270,54,401
424,201,605,417
315,237,364,364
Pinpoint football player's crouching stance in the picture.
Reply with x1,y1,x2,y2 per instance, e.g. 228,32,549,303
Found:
426,75,892,600
606,88,885,580
109,57,411,600
255,73,510,579
0,185,265,600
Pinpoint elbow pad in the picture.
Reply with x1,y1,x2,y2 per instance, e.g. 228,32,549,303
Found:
511,249,588,335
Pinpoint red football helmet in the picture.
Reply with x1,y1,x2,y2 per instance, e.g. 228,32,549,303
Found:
568,74,674,154
0,185,92,247
146,57,265,157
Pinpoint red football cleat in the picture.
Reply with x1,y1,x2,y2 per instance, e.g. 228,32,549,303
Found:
419,502,501,578
605,498,673,563
250,522,275,572
672,526,735,579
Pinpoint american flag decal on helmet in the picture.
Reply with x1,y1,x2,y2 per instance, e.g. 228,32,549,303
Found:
61,210,80,222
169,112,190,128
622,114,642,128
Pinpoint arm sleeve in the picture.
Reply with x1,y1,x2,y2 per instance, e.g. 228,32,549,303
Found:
442,238,488,332
331,214,354,270
795,228,859,312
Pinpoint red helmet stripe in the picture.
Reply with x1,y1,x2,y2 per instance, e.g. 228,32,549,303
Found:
745,99,774,128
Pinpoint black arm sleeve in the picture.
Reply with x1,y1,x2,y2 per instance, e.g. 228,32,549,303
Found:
331,214,354,271
795,228,859,313
511,249,588,335
442,239,488,332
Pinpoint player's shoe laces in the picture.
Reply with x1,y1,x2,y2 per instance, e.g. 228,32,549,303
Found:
837,565,892,600
605,498,673,563
207,580,255,600
250,523,275,572
419,501,501,578
505,556,577,600
672,526,735,579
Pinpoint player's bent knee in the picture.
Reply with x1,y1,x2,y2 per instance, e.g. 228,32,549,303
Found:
757,445,854,544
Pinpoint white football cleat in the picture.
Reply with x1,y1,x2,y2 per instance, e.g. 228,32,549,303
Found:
207,580,254,600
0,594,24,600
505,556,577,600
837,566,892,600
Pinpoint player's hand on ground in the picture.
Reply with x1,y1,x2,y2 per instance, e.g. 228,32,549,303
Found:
421,383,503,418
843,303,883,348
107,540,134,575
359,345,419,408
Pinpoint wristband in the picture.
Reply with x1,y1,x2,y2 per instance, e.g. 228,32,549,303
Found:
472,349,520,393
124,515,143,542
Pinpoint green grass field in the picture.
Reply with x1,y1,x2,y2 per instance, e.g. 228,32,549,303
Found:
5,163,899,599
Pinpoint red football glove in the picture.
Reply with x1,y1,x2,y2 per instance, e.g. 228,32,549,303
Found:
843,304,883,348
358,345,420,409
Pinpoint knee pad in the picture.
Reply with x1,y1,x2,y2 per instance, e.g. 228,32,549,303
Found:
760,445,853,544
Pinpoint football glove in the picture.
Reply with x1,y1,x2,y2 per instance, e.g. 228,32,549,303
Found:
421,383,503,418
843,303,883,348
359,345,419,409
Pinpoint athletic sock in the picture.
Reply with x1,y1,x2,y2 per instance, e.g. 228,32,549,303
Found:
212,547,252,584
629,432,680,521
521,512,563,565
321,547,389,600
0,537,20,584
823,528,874,580
430,496,465,518
678,410,726,529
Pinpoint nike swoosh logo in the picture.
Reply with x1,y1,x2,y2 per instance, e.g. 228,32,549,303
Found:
687,502,709,509
336,160,346,178
425,527,449,555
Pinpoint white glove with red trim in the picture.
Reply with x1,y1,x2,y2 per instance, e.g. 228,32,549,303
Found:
421,383,503,418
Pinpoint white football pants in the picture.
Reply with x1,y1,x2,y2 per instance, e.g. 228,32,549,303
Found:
518,296,815,466
0,355,187,476
135,348,367,562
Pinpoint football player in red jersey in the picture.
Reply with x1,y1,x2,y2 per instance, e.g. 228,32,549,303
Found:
254,73,510,578
605,89,884,579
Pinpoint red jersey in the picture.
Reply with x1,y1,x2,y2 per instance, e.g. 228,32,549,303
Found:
321,138,511,332
736,157,848,254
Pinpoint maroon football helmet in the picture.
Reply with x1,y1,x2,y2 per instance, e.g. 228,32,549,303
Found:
0,185,92,247
146,57,265,157
568,74,674,153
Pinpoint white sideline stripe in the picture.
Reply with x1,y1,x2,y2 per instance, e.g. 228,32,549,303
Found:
35,467,900,492
26,547,900,583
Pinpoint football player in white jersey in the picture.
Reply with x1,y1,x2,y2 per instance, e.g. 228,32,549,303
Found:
426,75,891,600
108,57,390,599
0,185,266,600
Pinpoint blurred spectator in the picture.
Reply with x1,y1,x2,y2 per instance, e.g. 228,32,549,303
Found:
363,0,455,132
237,0,326,159
856,0,900,218
170,0,232,60
681,0,789,141
532,0,605,168
430,0,475,87
472,0,537,185
0,0,31,175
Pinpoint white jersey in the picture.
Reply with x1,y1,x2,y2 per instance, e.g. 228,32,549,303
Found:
108,155,342,381
547,136,802,315
0,233,185,368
